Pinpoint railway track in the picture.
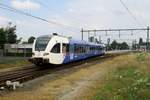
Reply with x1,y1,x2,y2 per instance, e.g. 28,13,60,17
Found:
0,53,126,89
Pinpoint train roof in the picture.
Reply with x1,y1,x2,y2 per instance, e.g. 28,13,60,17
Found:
38,34,69,38
70,39,105,47
38,34,105,47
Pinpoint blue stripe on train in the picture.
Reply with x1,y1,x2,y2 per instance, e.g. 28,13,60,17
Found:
63,51,104,64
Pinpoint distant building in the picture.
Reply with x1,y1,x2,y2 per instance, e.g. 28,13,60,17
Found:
139,45,146,51
138,42,150,51
4,44,33,53
3,44,33,57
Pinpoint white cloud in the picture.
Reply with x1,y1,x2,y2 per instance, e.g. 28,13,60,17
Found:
0,16,11,26
45,0,149,42
0,16,9,21
11,0,41,10
2,0,149,42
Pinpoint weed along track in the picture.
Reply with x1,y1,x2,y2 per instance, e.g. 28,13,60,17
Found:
0,53,123,90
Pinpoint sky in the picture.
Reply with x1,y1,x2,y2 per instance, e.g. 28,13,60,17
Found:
0,0,150,43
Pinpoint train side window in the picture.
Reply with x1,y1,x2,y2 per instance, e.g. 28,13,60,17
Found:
66,44,69,53
100,47,102,50
51,43,60,53
62,44,69,53
81,46,83,53
70,44,74,53
74,44,77,53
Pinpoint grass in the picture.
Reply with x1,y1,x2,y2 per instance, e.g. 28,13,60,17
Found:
0,57,31,70
0,52,150,100
91,52,150,100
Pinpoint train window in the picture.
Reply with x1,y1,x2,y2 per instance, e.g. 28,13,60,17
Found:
90,47,92,51
77,45,80,53
82,46,84,53
66,44,69,53
81,46,83,53
74,44,82,53
70,44,74,53
98,47,100,50
51,43,60,53
80,46,82,53
87,46,89,53
100,47,102,50
35,37,51,51
74,44,77,53
62,44,69,53
83,46,86,53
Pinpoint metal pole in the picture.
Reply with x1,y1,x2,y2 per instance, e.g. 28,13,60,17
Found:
81,28,83,41
105,31,107,36
88,31,90,42
147,26,149,50
94,30,96,43
99,36,101,44
119,30,121,38
24,44,26,57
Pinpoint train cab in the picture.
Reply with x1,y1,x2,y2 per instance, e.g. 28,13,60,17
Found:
32,35,70,65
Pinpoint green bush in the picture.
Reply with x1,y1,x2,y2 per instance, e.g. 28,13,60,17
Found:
137,53,146,61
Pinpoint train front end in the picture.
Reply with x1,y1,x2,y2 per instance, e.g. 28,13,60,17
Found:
30,35,69,66
31,35,51,65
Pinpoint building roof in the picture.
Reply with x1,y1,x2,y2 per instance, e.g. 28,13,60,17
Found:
5,44,33,49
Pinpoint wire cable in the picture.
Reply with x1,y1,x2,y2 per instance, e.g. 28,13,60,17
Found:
119,0,143,26
0,3,80,32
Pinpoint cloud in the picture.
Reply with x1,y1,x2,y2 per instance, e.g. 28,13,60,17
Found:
0,16,9,21
2,0,149,43
11,0,41,10
0,16,11,26
44,0,148,42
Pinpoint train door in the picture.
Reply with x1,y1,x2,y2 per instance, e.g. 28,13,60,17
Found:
62,43,69,63
69,43,74,60
50,43,64,64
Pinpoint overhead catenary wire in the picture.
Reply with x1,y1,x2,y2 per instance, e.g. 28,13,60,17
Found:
35,0,49,10
0,3,80,32
35,0,82,28
119,0,143,26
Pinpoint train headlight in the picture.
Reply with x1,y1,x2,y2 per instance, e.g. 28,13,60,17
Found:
43,53,49,56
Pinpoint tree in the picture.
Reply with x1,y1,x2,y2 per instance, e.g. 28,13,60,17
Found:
5,22,17,43
110,40,118,50
0,28,6,49
0,22,18,49
119,42,129,50
16,37,22,44
139,37,143,45
28,36,35,43
88,36,95,42
110,40,129,50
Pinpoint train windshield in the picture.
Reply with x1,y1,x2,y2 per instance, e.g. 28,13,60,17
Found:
35,37,51,51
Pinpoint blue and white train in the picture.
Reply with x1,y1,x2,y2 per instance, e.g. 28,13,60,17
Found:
31,34,105,65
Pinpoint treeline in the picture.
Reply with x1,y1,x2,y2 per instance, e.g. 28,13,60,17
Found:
0,22,17,49
0,23,35,49
107,40,129,50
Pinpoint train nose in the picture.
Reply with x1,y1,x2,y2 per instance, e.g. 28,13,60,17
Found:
43,53,49,56
30,58,49,66
34,52,43,57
